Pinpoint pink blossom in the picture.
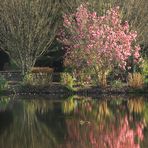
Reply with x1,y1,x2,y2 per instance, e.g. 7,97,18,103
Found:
60,4,141,78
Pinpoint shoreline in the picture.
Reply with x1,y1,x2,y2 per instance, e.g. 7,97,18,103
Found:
0,84,148,96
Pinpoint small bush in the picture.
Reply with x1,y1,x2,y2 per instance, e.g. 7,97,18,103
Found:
111,80,124,89
127,73,144,88
23,68,52,86
142,59,148,85
23,73,34,85
0,75,8,91
78,73,92,86
60,73,74,89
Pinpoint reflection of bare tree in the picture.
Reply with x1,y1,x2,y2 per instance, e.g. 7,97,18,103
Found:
0,100,61,148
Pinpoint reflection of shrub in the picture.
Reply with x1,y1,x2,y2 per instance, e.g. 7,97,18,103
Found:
62,97,76,114
128,73,144,88
60,73,74,89
23,68,53,86
0,96,10,111
0,75,8,91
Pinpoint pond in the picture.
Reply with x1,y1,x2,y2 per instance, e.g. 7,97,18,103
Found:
0,95,148,148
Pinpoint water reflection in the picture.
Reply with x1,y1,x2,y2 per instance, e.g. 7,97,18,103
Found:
0,99,64,148
0,95,148,148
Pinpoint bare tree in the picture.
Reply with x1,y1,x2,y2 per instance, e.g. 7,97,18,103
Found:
0,0,61,74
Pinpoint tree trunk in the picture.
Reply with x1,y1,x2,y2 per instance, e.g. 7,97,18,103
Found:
96,70,107,87
99,71,107,87
93,66,107,87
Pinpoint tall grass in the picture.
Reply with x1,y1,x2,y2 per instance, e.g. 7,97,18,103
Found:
128,73,144,88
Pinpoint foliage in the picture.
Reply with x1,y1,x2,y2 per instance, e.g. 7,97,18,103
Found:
60,73,75,89
23,72,52,86
23,73,34,85
0,75,8,92
111,80,124,89
60,4,141,87
128,73,144,88
141,59,148,84
0,0,61,74
72,68,94,86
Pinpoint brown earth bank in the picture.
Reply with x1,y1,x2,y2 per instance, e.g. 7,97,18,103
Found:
0,83,148,97
76,85,148,95
0,83,71,96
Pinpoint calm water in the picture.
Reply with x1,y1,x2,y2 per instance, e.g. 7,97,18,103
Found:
0,95,148,148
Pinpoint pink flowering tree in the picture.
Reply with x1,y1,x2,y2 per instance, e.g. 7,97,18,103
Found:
60,4,141,86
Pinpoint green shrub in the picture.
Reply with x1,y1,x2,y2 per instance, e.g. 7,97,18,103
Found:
23,73,34,85
23,72,52,86
142,59,148,85
0,75,8,92
60,73,74,89
111,80,124,89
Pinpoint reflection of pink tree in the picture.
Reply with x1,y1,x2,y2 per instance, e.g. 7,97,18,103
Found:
59,116,144,148
89,116,144,148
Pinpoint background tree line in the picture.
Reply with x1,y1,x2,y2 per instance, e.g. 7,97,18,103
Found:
0,0,147,74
